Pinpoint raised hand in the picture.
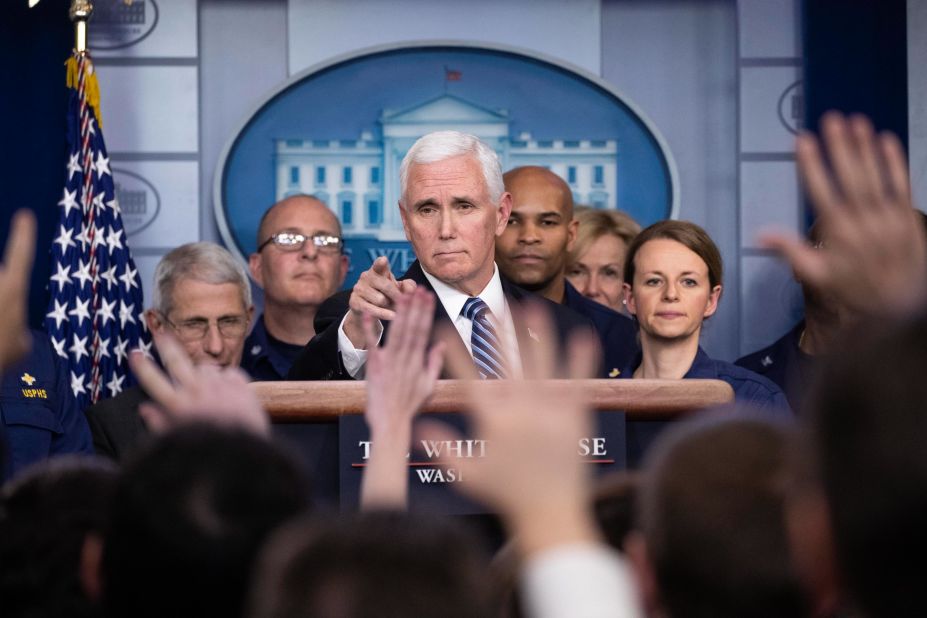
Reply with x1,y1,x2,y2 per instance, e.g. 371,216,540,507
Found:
360,288,444,509
0,210,37,374
129,329,269,436
762,112,927,318
343,256,417,348
419,303,603,557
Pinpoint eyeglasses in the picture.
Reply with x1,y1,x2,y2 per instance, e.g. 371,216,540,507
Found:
161,314,250,342
257,232,343,254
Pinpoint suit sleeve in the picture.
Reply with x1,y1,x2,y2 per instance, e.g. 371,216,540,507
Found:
84,403,118,459
287,290,355,381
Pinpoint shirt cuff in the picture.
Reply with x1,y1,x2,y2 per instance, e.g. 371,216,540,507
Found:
337,313,382,379
521,542,643,618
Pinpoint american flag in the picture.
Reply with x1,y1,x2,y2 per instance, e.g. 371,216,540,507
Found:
45,51,151,410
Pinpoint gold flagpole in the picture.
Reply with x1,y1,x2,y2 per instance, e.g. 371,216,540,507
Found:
69,0,93,53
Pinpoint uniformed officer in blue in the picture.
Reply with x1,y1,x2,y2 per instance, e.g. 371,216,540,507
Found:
1,330,93,481
617,220,790,464
242,195,349,380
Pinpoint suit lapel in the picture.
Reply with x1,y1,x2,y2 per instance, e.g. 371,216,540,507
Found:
501,278,546,363
398,262,470,376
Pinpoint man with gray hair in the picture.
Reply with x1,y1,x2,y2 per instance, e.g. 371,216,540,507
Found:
85,242,255,460
288,131,594,380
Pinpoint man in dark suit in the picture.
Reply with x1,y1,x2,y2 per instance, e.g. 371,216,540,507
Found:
85,242,254,460
495,165,639,377
288,131,594,381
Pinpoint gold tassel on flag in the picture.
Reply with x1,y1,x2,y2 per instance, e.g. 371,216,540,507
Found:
65,55,103,129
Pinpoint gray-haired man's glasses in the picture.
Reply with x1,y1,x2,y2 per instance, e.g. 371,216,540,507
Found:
257,232,343,254
161,314,250,342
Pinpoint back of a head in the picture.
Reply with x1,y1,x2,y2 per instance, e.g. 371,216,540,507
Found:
638,415,807,618
808,313,927,617
102,425,310,618
0,456,118,618
248,511,493,618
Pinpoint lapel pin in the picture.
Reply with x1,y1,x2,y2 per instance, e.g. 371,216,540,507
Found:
608,368,621,378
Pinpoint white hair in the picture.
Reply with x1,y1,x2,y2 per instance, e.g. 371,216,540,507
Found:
398,131,504,206
151,242,252,316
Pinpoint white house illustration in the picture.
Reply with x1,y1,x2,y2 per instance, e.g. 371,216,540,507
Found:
275,94,617,241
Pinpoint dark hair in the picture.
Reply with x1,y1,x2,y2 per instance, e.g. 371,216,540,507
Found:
623,220,723,288
247,510,493,618
101,425,310,618
807,312,927,617
593,471,640,552
637,415,808,618
0,456,118,618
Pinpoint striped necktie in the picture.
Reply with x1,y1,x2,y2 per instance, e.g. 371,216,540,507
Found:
461,297,507,379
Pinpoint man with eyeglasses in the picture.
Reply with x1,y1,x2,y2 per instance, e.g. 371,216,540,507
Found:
243,195,349,380
85,242,255,460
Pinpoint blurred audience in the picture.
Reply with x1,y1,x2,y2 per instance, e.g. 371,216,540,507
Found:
247,511,493,618
97,425,310,618
627,416,809,618
0,456,117,618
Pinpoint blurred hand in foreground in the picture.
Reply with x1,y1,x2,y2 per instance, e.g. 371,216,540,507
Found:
129,329,269,436
762,112,927,318
420,303,603,557
0,210,36,374
360,288,444,509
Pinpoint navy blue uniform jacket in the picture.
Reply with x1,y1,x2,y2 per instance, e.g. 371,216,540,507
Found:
1,331,93,480
287,261,597,380
562,280,639,378
241,314,299,381
620,346,791,467
735,322,812,412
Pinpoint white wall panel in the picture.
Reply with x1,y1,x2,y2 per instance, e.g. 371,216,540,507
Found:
739,66,802,153
111,161,200,249
910,0,927,212
740,161,800,248
602,0,739,360
738,0,799,58
97,66,198,153
91,0,197,58
740,255,803,353
287,0,601,75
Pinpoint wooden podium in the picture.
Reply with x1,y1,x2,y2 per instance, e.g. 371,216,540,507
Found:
251,379,734,511
254,378,735,421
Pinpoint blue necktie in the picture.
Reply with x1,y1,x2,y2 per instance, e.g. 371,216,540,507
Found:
461,297,507,379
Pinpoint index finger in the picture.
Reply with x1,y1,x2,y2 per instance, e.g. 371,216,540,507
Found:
151,329,197,389
129,349,184,412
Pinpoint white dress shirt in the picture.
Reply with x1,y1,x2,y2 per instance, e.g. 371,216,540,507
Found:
337,263,521,378
521,542,644,618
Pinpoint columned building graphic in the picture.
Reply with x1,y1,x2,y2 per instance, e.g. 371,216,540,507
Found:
275,95,617,241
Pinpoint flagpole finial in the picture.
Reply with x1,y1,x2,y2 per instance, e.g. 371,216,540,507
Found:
69,0,93,53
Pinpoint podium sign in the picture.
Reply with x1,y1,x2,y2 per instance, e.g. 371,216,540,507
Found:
338,411,627,514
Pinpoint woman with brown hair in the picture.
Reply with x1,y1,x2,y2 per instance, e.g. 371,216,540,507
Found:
620,220,789,411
